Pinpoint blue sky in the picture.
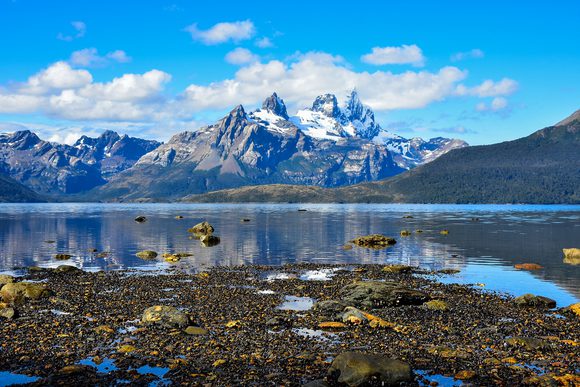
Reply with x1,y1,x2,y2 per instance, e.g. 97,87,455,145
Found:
0,0,578,145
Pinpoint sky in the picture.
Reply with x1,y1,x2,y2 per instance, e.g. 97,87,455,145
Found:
0,0,578,145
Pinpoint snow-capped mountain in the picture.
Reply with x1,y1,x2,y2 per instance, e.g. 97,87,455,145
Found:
0,130,160,194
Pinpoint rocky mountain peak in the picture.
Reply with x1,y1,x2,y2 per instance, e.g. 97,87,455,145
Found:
312,94,342,119
0,130,41,150
555,109,580,127
262,93,289,119
343,90,364,121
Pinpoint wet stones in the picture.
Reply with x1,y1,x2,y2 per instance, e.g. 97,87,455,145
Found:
328,352,413,386
141,305,188,328
0,282,53,303
514,293,556,309
136,250,158,259
187,221,214,236
339,281,429,309
349,235,396,249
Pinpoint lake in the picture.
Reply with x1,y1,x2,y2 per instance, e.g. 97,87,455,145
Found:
0,203,578,307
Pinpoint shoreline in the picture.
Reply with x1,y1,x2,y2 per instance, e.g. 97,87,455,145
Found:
1,263,579,386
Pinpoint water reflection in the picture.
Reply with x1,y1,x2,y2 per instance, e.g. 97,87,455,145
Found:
0,203,578,304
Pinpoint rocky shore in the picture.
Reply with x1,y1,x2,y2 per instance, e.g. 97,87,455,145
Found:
0,263,579,386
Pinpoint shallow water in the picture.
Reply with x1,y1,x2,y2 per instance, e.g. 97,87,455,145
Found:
0,203,578,306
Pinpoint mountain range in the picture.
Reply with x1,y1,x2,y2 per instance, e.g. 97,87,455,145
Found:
0,91,466,202
188,109,580,204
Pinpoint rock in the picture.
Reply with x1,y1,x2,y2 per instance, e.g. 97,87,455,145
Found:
400,230,411,237
1,282,52,303
342,306,368,325
184,326,209,335
164,255,180,263
174,252,193,258
187,221,214,236
425,300,448,311
88,248,98,253
340,281,429,309
455,370,476,380
563,248,580,265
142,305,188,328
54,254,72,260
342,244,353,250
415,229,423,233
0,304,16,319
567,303,580,317
136,250,158,259
437,269,460,274
514,263,543,270
94,325,115,334
54,265,81,273
328,352,412,386
514,294,556,309
505,337,549,351
349,235,396,249
0,274,15,286
382,265,413,274
117,344,136,353
134,216,147,223
440,230,449,235
318,321,347,330
241,218,251,222
303,380,330,387
175,215,184,219
427,345,470,359
200,234,220,247
312,300,347,320
402,215,413,219
265,316,294,328
59,364,96,375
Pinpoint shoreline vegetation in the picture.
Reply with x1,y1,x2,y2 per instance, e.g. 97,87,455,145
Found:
1,261,579,386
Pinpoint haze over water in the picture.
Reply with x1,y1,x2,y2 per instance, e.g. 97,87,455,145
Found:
0,203,578,306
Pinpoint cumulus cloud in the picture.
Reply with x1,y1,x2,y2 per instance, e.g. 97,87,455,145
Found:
225,48,260,65
451,48,484,62
455,78,518,97
0,62,171,121
183,52,466,112
475,97,511,115
57,21,86,41
255,37,273,48
361,45,425,66
70,48,132,67
184,20,255,45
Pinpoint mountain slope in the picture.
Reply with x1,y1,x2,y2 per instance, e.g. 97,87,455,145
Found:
0,130,160,194
186,110,580,204
0,173,44,202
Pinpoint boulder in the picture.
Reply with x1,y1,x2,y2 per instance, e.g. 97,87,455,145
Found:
349,235,396,249
342,306,368,324
1,282,52,303
340,281,429,309
0,274,15,287
567,303,580,317
188,221,214,236
184,326,209,335
328,352,412,386
141,305,188,328
400,230,411,237
0,306,16,319
312,300,347,321
514,294,556,309
563,248,580,265
505,337,549,351
136,250,158,259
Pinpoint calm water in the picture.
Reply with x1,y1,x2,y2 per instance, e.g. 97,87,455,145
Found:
0,203,578,306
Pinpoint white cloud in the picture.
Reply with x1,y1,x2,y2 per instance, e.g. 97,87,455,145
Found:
0,62,171,121
70,48,132,67
183,52,466,112
255,37,273,48
57,21,86,41
451,49,484,62
361,45,425,66
476,97,509,112
184,20,255,45
225,48,259,65
456,78,518,97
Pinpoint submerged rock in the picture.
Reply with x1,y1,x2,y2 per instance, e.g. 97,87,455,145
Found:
1,282,53,303
563,248,580,265
200,234,220,247
514,263,543,271
514,293,556,309
328,352,412,386
349,235,396,249
136,250,158,259
188,221,214,236
400,230,411,237
340,281,429,309
134,216,147,223
142,305,188,328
